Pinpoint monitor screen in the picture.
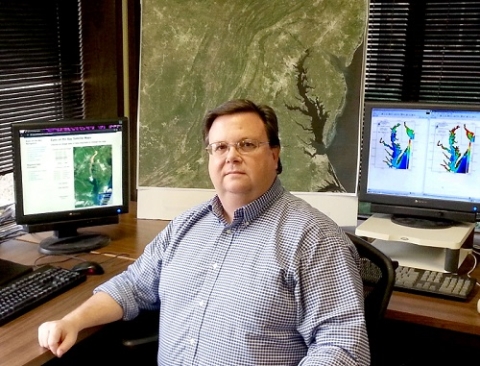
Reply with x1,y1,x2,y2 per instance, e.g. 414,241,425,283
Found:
12,117,129,254
359,101,480,228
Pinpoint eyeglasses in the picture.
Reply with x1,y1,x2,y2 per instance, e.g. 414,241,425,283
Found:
205,139,270,156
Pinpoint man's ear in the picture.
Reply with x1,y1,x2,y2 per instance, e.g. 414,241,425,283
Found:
271,146,282,173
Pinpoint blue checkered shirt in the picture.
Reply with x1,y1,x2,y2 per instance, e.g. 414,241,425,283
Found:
96,178,370,365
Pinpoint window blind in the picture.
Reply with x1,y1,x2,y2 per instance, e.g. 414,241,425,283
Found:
0,0,84,175
365,0,480,105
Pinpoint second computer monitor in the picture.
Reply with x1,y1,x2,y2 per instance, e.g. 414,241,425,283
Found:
12,117,129,255
360,101,480,228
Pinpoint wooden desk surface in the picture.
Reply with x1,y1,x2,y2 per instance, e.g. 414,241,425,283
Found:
18,202,169,259
387,260,480,335
0,239,132,366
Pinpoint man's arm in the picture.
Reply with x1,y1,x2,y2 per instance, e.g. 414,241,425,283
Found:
296,231,371,366
38,291,123,358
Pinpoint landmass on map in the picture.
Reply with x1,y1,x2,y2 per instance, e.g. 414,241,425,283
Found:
74,145,113,207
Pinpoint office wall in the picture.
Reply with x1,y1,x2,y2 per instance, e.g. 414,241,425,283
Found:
137,0,368,224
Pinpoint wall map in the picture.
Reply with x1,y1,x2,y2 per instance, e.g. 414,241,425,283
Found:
138,0,368,194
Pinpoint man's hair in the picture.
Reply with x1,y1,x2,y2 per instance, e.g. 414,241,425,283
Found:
202,99,282,174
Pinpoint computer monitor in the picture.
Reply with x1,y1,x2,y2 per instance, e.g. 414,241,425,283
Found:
359,101,480,229
11,117,129,255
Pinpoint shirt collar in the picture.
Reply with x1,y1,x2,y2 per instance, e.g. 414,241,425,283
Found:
209,177,284,224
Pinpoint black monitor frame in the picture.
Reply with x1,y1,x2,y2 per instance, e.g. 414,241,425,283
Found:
12,117,129,254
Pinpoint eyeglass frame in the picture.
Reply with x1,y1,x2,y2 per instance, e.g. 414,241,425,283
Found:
205,139,271,156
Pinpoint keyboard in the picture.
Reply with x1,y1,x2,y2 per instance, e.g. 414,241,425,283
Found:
0,265,86,326
394,265,477,301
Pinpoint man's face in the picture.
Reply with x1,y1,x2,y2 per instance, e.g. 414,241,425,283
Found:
207,112,280,205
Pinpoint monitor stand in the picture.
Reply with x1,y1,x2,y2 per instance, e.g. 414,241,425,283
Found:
390,214,455,229
355,213,475,273
38,230,111,255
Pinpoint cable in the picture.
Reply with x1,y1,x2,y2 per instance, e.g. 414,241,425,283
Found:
32,254,86,268
466,251,479,287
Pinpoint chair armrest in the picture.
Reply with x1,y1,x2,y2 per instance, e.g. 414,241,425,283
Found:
120,310,159,348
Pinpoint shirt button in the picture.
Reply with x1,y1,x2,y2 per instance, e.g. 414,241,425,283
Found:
212,263,218,270
226,229,232,234
199,300,205,306
189,338,196,345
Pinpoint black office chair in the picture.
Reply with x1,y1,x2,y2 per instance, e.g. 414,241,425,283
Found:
117,309,160,365
346,231,397,366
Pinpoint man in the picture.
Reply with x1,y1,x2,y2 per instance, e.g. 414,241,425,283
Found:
38,99,370,365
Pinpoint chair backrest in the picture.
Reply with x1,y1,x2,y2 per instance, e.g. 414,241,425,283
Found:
346,231,397,365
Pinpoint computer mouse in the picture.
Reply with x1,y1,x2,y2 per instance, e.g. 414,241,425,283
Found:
71,261,104,275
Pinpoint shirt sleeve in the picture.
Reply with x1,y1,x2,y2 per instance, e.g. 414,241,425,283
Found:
295,228,371,366
94,223,171,320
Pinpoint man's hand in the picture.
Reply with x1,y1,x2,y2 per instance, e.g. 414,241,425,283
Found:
37,292,124,358
38,319,79,357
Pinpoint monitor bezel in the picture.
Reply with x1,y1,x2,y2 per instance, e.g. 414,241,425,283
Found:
12,117,130,229
359,101,480,223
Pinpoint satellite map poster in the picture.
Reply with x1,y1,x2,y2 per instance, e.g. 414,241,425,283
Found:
137,0,368,222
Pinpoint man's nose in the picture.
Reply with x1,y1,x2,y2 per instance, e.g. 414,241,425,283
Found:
225,144,242,161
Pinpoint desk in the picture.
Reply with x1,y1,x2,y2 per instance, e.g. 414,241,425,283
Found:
0,240,132,366
17,202,168,259
387,273,480,334
1,202,480,365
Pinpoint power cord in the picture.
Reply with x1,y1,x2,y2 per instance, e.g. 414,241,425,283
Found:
467,251,479,287
32,254,92,268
